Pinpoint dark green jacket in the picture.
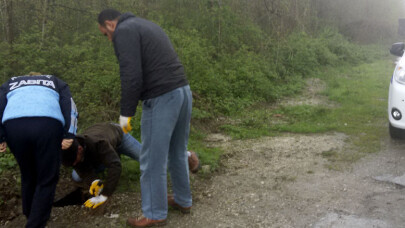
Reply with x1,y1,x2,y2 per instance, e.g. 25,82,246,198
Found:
74,123,123,196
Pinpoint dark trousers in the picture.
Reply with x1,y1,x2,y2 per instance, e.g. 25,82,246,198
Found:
4,117,63,228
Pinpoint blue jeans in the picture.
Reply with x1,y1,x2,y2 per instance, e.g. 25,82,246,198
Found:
117,132,141,161
72,133,141,182
140,85,192,220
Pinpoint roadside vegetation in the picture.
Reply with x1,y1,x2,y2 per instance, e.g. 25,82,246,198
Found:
0,0,402,194
222,58,392,170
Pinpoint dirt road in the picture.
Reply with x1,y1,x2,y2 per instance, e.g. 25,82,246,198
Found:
5,130,404,228
160,131,405,228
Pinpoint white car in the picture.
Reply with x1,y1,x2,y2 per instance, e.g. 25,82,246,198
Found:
389,42,405,138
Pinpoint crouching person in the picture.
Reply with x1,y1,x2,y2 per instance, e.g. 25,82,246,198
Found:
61,123,139,210
60,123,200,210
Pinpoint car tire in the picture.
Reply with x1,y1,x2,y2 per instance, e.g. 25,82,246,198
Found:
389,123,405,139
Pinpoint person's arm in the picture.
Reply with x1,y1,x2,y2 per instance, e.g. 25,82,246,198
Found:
113,26,143,117
96,140,122,196
57,77,78,139
74,164,98,188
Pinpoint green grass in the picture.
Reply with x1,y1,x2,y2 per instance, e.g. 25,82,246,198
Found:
220,58,392,167
116,157,141,193
319,60,390,154
0,152,17,174
187,128,223,173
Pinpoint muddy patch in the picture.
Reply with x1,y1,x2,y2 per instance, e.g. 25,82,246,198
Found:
279,78,337,108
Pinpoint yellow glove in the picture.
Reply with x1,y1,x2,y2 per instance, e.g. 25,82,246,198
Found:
89,179,104,196
84,194,108,209
119,115,133,134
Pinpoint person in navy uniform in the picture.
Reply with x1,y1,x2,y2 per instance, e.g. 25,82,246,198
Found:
0,72,78,228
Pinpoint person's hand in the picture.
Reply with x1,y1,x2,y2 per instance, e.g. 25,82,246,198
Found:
61,139,73,150
0,142,7,153
84,195,108,209
89,179,104,196
119,115,133,133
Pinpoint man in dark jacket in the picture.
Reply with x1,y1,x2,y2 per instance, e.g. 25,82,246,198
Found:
61,123,199,210
97,9,193,227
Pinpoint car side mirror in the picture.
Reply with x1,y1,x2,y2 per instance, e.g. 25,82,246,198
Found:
390,42,405,56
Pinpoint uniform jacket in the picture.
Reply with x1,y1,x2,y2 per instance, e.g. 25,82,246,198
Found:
113,12,189,117
74,123,123,196
0,75,78,142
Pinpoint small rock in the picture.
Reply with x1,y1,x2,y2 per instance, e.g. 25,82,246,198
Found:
202,165,211,173
104,213,119,219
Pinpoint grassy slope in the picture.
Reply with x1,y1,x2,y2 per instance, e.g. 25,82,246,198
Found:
218,58,393,169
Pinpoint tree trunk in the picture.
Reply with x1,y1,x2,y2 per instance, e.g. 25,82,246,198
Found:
2,0,13,44
217,0,222,51
41,0,49,47
0,0,5,42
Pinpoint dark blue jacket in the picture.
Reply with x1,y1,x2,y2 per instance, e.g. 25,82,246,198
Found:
0,75,78,142
113,13,188,116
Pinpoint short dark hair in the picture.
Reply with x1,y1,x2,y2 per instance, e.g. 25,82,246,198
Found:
61,138,79,167
98,9,121,25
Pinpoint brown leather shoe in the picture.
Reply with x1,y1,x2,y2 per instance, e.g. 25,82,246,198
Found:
167,194,191,214
188,151,200,173
127,215,166,227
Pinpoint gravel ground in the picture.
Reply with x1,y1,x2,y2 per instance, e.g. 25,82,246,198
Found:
1,131,355,228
